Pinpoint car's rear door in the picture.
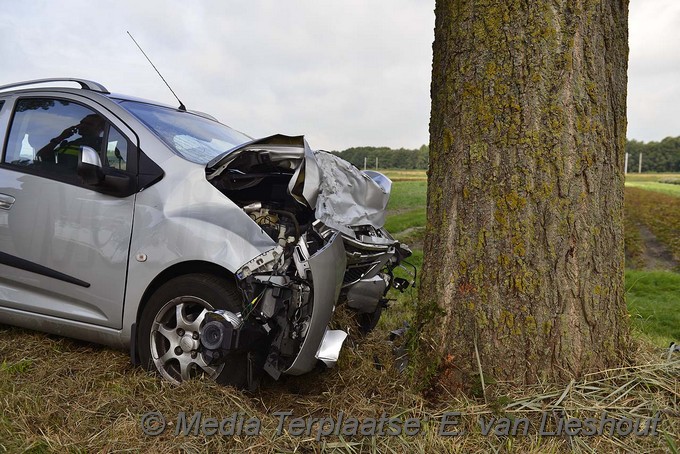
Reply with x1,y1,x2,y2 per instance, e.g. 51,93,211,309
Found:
0,95,136,328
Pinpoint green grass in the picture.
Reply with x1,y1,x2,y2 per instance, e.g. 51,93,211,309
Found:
626,180,680,197
378,177,427,330
380,177,680,348
379,178,428,235
384,210,426,234
386,179,427,211
626,269,680,346
625,187,680,263
625,172,680,197
625,172,680,183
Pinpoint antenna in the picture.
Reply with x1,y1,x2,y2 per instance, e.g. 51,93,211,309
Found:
127,31,186,111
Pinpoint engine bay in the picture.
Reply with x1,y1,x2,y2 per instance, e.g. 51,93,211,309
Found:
202,137,412,388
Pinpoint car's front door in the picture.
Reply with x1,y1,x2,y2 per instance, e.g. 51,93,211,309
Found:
0,96,135,328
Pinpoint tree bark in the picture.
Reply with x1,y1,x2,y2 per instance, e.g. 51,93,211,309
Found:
419,0,630,388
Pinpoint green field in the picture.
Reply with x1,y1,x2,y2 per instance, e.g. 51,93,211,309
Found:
626,172,680,196
626,180,680,197
381,170,680,346
626,270,680,345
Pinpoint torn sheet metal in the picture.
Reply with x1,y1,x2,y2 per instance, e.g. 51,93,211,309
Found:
206,134,391,234
312,151,390,235
315,329,348,367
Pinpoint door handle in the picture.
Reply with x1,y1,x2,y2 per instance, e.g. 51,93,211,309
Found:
0,193,15,210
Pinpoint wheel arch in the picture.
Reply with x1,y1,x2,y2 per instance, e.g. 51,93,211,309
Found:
129,260,237,364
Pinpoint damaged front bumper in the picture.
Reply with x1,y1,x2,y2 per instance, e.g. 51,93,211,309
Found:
196,134,412,386
281,231,345,375
199,230,348,382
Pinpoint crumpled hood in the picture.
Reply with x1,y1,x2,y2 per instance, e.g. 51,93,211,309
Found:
206,135,391,235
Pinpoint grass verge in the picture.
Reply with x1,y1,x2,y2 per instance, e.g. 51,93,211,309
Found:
626,269,680,347
0,172,678,452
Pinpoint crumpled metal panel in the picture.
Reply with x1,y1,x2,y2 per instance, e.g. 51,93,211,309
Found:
284,232,346,375
287,143,321,208
312,151,390,234
206,135,391,233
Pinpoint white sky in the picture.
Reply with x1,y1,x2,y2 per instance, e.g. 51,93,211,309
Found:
0,0,676,150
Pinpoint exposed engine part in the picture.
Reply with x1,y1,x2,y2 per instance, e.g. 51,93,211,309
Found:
244,204,301,249
242,202,263,213
199,310,268,366
346,274,388,313
201,311,241,350
392,277,410,292
293,237,312,280
236,246,284,279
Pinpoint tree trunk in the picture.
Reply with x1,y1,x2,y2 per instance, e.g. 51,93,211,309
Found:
419,0,630,388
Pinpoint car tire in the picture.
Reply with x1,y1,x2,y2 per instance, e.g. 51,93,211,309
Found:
356,305,383,334
138,273,249,387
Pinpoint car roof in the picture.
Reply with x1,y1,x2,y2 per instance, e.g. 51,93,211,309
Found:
0,78,109,93
0,78,219,122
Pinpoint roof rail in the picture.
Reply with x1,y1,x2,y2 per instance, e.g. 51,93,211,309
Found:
0,78,109,94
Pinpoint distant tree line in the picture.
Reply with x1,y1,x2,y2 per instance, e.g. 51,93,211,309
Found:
626,137,680,173
332,145,429,170
333,139,680,172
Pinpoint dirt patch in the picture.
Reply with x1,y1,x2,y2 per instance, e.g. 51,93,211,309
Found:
393,225,425,250
637,224,679,270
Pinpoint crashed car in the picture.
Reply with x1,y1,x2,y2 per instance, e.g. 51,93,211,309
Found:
0,78,411,388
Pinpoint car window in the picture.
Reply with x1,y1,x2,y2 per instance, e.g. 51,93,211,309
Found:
105,126,129,171
3,98,105,181
119,100,251,164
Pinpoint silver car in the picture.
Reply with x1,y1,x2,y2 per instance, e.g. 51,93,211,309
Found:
0,78,411,389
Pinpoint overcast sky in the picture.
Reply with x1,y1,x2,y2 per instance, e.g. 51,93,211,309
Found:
0,0,677,150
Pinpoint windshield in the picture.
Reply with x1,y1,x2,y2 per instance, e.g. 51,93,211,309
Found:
119,100,251,164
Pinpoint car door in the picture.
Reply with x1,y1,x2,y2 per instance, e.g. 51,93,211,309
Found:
0,96,136,328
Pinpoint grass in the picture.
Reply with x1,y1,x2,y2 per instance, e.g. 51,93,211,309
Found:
386,179,427,211
624,173,680,183
383,178,427,234
381,169,428,181
0,324,677,453
0,169,679,452
625,187,680,263
625,172,680,197
626,180,680,198
626,269,680,346
383,210,427,235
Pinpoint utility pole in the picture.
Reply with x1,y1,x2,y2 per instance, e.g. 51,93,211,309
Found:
375,157,379,170
364,157,367,171
638,152,642,173
625,152,629,175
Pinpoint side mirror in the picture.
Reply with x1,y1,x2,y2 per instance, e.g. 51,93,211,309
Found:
77,146,105,185
78,146,132,196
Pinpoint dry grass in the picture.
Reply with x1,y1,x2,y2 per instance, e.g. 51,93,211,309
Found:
0,318,677,453
381,170,427,182
624,188,646,269
1,176,678,453
626,187,680,266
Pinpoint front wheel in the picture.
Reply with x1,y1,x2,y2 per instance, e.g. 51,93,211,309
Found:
138,273,247,386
